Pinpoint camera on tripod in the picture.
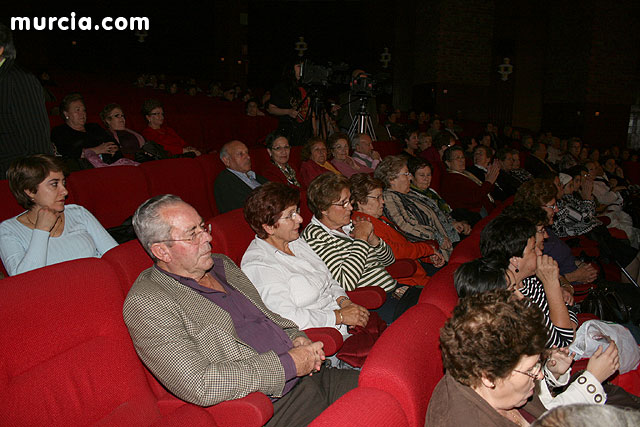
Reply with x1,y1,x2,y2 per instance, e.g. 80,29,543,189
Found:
350,73,375,98
299,60,332,87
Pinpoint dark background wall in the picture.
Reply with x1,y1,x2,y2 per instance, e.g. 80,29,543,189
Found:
3,0,639,145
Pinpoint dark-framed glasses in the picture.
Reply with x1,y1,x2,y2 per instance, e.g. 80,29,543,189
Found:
367,194,384,201
271,145,291,151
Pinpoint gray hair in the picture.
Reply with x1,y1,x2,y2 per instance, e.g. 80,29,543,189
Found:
0,23,16,59
133,194,184,261
373,155,407,188
532,404,640,427
351,133,370,150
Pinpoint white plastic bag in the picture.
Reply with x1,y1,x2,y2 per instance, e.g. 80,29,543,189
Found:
568,320,640,374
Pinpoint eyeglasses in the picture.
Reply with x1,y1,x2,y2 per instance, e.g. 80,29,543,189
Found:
280,208,301,221
367,194,384,201
110,113,125,119
542,203,557,210
332,199,352,209
271,145,291,151
396,172,412,178
155,223,211,245
513,360,543,380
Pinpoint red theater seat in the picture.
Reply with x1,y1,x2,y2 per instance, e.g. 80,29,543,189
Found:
359,303,448,427
141,158,214,220
66,165,149,229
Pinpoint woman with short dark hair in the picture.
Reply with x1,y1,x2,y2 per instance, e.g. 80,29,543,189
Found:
260,131,300,187
299,137,342,188
350,173,444,287
426,290,549,426
0,154,117,276
302,173,413,324
241,182,370,336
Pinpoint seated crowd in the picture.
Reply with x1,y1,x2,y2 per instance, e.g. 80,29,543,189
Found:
3,101,640,425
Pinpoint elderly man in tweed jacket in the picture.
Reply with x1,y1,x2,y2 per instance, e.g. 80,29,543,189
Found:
123,195,357,426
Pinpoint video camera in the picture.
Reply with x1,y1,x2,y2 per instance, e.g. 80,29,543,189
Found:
350,73,375,98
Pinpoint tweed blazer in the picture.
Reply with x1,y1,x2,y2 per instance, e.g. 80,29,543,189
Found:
123,253,306,406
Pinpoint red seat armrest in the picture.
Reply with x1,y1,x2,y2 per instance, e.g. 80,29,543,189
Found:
205,392,274,427
347,286,387,309
304,327,344,356
385,258,418,279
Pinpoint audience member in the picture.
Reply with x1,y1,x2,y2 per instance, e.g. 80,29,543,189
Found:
328,132,373,177
123,195,358,424
261,131,300,187
299,136,341,188
0,24,53,178
375,155,460,260
526,141,556,177
51,93,120,170
440,145,499,224
141,99,201,157
351,133,381,170
241,183,370,338
100,103,146,160
350,173,444,286
558,137,582,172
301,173,418,324
532,404,640,427
0,155,118,276
426,289,548,426
476,215,578,347
214,140,268,214
467,144,493,182
401,128,420,160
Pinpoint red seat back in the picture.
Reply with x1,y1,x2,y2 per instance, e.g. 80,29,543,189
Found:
359,303,447,427
66,165,149,229
102,239,153,297
418,262,460,316
310,387,408,427
0,258,159,425
208,208,254,265
140,158,214,220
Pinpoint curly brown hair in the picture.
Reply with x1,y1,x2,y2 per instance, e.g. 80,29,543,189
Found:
306,173,350,219
350,173,384,210
440,289,547,388
514,178,557,206
244,182,300,239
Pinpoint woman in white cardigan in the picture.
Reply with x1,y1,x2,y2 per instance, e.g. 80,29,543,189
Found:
241,182,369,336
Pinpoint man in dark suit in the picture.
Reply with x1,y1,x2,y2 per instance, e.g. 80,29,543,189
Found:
214,140,268,213
524,141,555,178
123,195,358,425
0,23,53,178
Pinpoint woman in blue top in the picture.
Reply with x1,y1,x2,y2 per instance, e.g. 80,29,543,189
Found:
0,154,118,276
